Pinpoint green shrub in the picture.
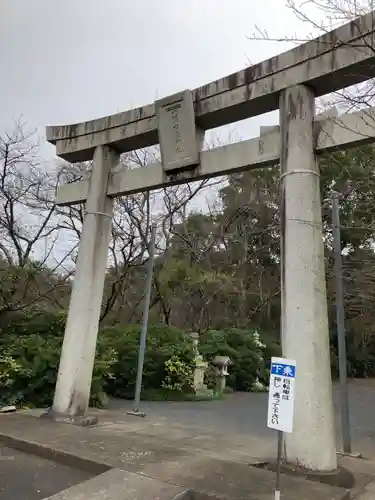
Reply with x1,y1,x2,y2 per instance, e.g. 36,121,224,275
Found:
204,363,218,390
225,328,264,391
199,328,280,392
329,328,375,379
162,355,194,392
0,334,62,407
99,324,195,399
89,340,117,408
140,388,221,401
260,337,281,383
0,311,114,408
1,310,67,340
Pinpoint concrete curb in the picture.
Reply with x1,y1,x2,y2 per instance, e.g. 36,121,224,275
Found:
0,432,111,475
43,469,194,500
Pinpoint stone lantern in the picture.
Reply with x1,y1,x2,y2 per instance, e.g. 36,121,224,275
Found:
189,332,211,396
212,355,232,394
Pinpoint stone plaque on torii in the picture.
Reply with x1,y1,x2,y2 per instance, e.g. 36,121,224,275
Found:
47,11,375,472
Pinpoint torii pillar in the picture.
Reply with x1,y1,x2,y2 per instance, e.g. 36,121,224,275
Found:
279,85,336,470
52,145,119,419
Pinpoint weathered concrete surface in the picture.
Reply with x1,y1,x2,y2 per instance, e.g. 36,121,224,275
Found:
43,469,188,500
340,455,375,498
53,146,119,417
280,85,336,470
140,455,352,500
54,106,375,206
0,445,93,500
155,89,202,172
355,480,375,500
0,414,352,500
0,414,196,472
47,11,375,161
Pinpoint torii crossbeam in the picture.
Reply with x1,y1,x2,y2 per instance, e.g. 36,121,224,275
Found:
47,10,375,472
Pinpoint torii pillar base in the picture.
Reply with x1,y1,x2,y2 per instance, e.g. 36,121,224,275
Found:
41,407,98,427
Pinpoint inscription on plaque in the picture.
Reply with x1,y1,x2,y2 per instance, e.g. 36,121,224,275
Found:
155,90,200,172
168,103,183,154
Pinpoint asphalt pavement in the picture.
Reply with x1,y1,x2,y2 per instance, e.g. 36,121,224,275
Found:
108,379,375,458
0,446,93,500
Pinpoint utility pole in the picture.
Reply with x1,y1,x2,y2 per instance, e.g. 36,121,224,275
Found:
331,191,351,454
128,223,157,417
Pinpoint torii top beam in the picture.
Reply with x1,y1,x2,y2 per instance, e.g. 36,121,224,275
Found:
47,11,375,163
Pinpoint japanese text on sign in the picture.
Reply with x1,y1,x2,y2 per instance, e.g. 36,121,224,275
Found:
267,357,296,433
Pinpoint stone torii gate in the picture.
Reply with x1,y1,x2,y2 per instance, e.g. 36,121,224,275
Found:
47,11,375,472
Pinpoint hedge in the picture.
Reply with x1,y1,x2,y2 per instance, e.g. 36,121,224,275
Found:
99,324,195,399
0,331,114,408
0,310,278,408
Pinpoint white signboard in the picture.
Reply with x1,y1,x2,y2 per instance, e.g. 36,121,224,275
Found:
267,357,296,433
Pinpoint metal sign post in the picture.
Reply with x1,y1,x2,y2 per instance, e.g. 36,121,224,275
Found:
331,191,351,454
127,223,157,418
267,357,297,500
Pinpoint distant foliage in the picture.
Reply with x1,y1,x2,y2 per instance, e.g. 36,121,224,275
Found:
199,328,280,391
0,310,67,339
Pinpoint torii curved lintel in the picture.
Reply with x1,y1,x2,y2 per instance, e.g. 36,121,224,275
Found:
47,10,375,162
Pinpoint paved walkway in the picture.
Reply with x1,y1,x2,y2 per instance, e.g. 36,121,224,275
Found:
0,379,374,499
0,413,360,500
106,379,375,459
0,446,93,500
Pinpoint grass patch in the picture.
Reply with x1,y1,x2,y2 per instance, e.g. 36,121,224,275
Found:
141,388,224,401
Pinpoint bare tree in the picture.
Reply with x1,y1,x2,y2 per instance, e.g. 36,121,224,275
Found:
250,0,375,113
103,147,223,325
53,146,223,324
0,120,74,316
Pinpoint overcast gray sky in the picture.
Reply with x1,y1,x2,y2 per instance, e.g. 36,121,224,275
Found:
0,0,326,264
0,0,318,157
